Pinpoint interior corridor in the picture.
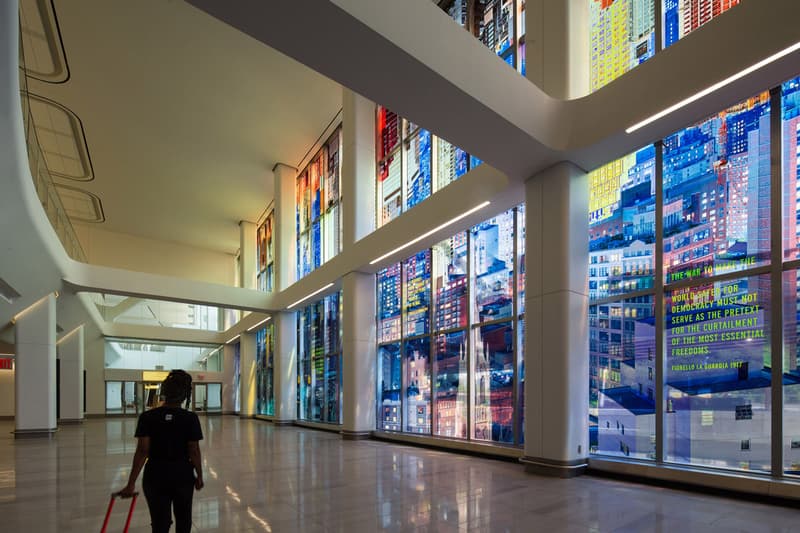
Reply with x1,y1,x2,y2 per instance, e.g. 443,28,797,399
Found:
0,418,796,532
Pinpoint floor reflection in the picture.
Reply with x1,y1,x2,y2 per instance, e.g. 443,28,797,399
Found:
0,418,796,532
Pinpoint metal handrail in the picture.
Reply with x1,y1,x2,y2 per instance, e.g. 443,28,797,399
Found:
17,19,87,263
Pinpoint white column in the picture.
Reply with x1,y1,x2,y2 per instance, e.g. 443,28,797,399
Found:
239,333,256,417
14,294,57,436
57,325,84,423
239,221,257,290
341,88,376,248
222,344,236,414
273,312,297,424
341,272,376,438
521,162,589,477
525,0,589,99
273,163,297,291
272,161,299,424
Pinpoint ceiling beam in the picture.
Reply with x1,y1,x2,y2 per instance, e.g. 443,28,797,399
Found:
187,0,800,176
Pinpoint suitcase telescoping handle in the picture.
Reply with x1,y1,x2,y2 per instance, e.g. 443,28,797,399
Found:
101,491,138,533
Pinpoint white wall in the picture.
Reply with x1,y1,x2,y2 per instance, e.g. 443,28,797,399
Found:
222,344,236,414
104,342,222,372
73,224,236,286
0,370,14,417
85,335,106,415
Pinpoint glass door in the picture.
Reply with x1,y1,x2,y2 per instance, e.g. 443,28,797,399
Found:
193,383,207,413
123,381,138,415
106,381,123,415
207,383,222,414
106,381,139,415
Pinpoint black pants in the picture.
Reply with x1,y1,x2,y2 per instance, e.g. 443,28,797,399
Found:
142,465,194,533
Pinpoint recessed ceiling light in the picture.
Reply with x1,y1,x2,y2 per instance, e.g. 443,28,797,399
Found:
626,41,800,134
369,201,490,265
287,283,335,309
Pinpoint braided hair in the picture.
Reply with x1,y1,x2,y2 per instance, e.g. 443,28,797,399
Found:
161,369,192,407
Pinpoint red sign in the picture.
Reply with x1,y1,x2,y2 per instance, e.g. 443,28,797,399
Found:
0,358,14,370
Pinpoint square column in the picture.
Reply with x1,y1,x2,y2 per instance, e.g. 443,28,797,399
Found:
525,0,589,99
341,88,376,248
222,343,236,414
239,221,257,290
273,163,297,291
273,312,297,425
57,325,84,423
341,272,376,439
239,332,256,417
15,294,57,437
521,162,589,476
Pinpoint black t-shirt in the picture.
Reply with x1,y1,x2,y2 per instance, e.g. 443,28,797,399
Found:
135,406,203,466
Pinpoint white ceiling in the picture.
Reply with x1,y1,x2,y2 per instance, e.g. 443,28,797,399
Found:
26,0,342,254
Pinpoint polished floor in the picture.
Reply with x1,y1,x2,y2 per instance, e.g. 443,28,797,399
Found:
0,417,797,532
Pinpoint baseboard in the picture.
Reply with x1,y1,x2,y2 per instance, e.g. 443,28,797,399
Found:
519,456,588,478
293,419,342,433
13,428,57,439
58,418,84,425
341,430,371,440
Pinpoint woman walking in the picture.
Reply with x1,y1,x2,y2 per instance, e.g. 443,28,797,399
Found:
117,370,204,533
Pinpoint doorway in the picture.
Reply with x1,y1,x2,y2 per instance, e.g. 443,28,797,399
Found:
192,383,222,414
140,382,162,410
105,381,139,415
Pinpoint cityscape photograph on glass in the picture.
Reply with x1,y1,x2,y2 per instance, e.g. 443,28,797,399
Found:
436,0,526,74
589,74,800,476
373,1,529,229
376,205,525,446
375,105,481,228
297,291,342,424
256,323,274,416
589,0,740,93
296,127,342,280
256,210,274,292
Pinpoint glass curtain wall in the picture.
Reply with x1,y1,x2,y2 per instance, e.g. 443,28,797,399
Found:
376,107,480,228
377,205,525,446
436,0,527,75
257,210,274,292
297,127,342,280
375,1,529,229
781,77,800,476
588,146,657,459
256,323,275,416
590,75,800,478
662,0,740,48
590,0,741,93
297,291,343,424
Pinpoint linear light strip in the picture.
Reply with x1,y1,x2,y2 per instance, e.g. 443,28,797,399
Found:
369,201,491,266
56,325,84,345
225,334,240,344
626,41,800,134
246,316,272,332
287,282,335,309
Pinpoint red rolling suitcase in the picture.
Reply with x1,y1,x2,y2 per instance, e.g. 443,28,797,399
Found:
100,492,138,533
